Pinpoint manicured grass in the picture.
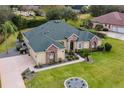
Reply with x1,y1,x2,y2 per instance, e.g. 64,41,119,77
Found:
66,20,81,29
78,13,92,20
25,37,124,88
66,14,92,29
0,28,32,53
0,33,18,53
22,16,46,20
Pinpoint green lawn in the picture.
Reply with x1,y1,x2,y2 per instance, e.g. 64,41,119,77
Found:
25,37,124,88
0,28,32,53
0,33,18,53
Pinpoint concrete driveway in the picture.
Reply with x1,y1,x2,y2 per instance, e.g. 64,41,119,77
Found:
101,31,124,41
0,55,35,88
0,47,20,58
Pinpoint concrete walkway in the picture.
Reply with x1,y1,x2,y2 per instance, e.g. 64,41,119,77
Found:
32,54,85,72
0,55,34,88
101,31,124,41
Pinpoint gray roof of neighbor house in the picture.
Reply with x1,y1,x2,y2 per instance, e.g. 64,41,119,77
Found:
23,20,97,52
91,12,124,26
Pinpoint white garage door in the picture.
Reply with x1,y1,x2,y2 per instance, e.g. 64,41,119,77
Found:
112,26,124,34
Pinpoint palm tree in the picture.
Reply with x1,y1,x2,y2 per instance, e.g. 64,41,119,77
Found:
1,21,17,54
83,50,90,62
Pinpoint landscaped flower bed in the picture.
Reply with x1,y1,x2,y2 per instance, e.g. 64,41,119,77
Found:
65,50,79,61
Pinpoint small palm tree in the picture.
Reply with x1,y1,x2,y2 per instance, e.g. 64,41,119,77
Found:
83,50,90,62
1,21,17,54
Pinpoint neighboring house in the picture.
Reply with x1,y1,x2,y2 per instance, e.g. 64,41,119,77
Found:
14,11,35,16
91,12,124,34
23,20,101,65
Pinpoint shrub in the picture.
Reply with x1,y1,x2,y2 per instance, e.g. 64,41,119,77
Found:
81,19,93,29
103,28,109,31
58,58,62,63
97,45,104,51
95,24,103,31
105,43,112,51
68,50,74,55
82,49,90,61
17,31,23,42
65,50,68,53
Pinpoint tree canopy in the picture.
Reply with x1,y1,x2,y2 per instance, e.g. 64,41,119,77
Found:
0,6,13,25
88,5,120,17
46,7,78,21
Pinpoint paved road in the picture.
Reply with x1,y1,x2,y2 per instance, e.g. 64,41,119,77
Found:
101,31,124,41
0,55,35,88
0,47,20,58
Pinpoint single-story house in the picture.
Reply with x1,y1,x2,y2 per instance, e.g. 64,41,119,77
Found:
23,20,101,65
14,11,35,16
91,12,124,33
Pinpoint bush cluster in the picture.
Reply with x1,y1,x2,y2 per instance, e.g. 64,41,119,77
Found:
97,42,112,52
103,28,109,31
12,15,47,30
95,24,103,31
80,19,93,29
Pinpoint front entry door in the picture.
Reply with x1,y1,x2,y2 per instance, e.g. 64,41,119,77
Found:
70,41,74,50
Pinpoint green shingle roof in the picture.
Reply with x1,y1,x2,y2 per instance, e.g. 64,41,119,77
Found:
23,20,97,52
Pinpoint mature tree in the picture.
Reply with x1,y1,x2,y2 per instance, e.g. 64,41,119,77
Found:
1,21,17,53
88,5,119,17
0,6,13,25
61,7,78,21
81,6,88,13
46,8,62,20
34,9,45,16
46,7,77,21
12,15,27,30
81,19,93,29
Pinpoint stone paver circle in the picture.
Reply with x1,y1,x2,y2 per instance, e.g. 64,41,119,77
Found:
64,77,88,88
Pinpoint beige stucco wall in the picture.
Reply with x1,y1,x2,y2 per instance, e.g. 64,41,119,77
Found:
36,52,46,65
83,41,90,48
97,40,102,46
28,47,37,62
57,49,65,61
77,41,83,49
